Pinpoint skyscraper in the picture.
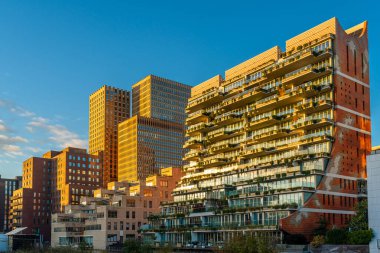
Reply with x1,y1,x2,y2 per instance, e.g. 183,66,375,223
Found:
118,75,191,182
89,85,130,186
145,17,371,244
132,75,191,124
118,116,185,182
0,175,22,232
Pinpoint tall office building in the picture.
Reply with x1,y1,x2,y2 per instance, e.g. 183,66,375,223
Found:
10,147,103,242
118,116,185,182
118,75,191,182
132,75,191,124
89,85,130,186
144,18,371,244
0,175,22,232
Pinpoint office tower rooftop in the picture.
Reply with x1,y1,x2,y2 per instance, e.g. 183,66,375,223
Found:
132,75,191,124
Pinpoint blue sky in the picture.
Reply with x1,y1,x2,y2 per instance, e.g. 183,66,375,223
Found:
0,0,379,178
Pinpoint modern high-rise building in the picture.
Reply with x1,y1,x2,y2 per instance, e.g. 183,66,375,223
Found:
118,75,191,182
0,175,22,232
118,116,185,182
10,147,103,242
89,85,131,186
144,18,371,245
132,75,191,124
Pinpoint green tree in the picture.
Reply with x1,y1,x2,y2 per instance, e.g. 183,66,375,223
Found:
313,216,328,236
325,229,348,244
349,200,369,231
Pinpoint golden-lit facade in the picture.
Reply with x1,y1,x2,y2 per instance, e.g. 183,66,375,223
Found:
132,75,191,124
89,85,130,186
145,18,371,244
51,147,103,212
10,147,103,242
118,116,185,182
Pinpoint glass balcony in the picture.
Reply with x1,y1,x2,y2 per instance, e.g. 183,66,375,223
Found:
186,89,225,113
186,109,210,125
199,158,228,168
264,47,333,79
296,99,333,114
209,143,239,154
184,139,204,149
282,65,333,87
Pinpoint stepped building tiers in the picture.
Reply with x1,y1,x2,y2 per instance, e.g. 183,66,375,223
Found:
51,167,182,250
144,17,371,245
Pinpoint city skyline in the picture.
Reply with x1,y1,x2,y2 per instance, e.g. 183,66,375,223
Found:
1,1,379,179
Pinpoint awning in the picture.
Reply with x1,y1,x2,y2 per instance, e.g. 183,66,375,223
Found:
5,227,28,236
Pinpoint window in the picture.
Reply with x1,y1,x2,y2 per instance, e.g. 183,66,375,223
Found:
126,199,135,207
114,222,117,230
107,222,111,230
132,211,135,219
132,223,135,230
120,221,123,230
149,201,152,208
108,210,118,218
126,211,129,218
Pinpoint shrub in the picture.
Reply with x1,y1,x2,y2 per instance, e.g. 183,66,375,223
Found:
311,235,325,248
347,229,373,245
325,229,347,244
224,234,277,253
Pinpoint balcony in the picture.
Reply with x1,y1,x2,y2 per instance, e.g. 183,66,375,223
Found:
252,128,291,143
302,82,333,98
300,132,334,145
214,113,243,126
292,117,334,131
186,89,225,113
184,139,204,149
186,122,211,136
264,48,333,79
184,150,205,161
240,146,276,159
296,99,333,114
206,129,240,143
199,158,228,168
221,86,275,110
186,109,210,125
243,75,267,90
209,143,239,154
282,65,333,87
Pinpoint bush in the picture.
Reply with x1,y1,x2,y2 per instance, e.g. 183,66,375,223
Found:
123,239,153,253
347,229,373,245
325,229,347,244
224,234,277,253
311,235,325,248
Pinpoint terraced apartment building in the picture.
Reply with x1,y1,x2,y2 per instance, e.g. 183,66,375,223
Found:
144,18,371,244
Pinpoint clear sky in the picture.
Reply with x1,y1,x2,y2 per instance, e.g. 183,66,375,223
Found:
0,0,379,178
